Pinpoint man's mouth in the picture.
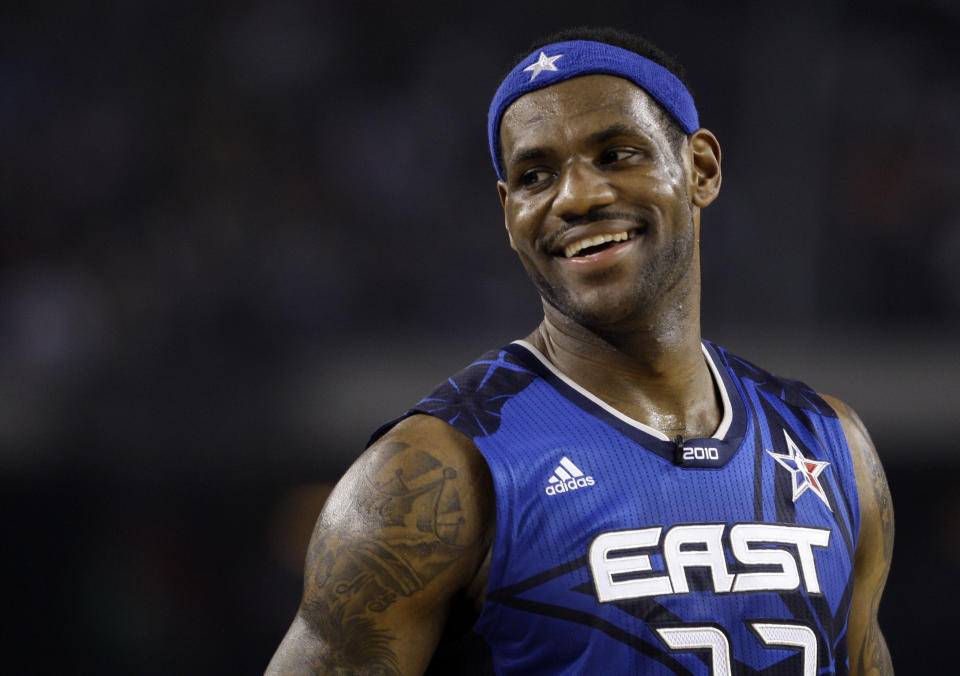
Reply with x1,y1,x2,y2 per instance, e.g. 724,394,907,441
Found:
562,230,639,258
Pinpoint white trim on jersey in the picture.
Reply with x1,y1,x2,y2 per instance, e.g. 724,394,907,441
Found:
703,343,733,439
512,340,732,442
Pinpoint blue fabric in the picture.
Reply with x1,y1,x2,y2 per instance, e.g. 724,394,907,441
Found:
488,40,700,179
372,340,860,674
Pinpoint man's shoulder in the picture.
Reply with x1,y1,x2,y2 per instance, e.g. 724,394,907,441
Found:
818,393,877,465
436,344,539,398
362,413,490,489
370,344,540,446
272,412,495,675
707,340,839,420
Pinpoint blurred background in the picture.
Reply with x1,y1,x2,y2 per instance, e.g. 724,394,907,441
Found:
2,0,958,672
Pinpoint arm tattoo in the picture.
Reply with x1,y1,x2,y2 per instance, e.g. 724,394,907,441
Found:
841,404,895,676
867,445,894,570
842,403,895,565
858,441,894,675
293,441,482,674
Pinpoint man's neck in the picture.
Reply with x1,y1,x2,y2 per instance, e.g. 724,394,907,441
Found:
525,305,721,440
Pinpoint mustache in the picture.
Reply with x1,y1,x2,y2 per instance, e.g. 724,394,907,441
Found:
546,209,647,249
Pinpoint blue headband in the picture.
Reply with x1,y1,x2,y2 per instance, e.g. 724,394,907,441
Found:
487,40,699,180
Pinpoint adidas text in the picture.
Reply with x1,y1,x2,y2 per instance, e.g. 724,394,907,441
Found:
545,475,595,495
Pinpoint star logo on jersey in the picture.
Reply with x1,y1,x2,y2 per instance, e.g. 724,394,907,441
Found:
523,51,563,81
766,431,832,511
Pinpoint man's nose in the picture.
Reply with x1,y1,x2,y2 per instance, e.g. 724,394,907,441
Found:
551,159,616,221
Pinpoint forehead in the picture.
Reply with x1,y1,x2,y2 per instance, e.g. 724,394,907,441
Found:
499,74,666,155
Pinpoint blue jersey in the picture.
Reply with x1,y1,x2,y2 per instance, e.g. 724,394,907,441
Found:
374,340,860,675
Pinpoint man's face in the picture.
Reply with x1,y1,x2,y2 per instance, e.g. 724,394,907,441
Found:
498,74,700,330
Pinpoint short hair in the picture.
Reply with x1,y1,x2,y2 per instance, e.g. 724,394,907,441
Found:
497,26,691,168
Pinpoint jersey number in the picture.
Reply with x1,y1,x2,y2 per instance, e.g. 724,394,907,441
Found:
654,622,817,676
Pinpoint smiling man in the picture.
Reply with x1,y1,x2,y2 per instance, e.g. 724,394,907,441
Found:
268,27,893,675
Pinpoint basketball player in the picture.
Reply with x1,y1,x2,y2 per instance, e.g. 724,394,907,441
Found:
268,27,893,675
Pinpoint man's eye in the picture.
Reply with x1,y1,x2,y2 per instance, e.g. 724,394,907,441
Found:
599,148,635,164
520,169,551,187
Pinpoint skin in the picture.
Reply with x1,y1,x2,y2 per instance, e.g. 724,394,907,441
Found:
824,394,895,675
267,414,494,676
496,75,724,439
268,74,893,675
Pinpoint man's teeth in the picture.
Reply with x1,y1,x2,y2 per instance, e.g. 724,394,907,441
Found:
564,231,634,258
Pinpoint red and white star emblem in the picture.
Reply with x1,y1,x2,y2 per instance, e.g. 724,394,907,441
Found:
766,431,832,511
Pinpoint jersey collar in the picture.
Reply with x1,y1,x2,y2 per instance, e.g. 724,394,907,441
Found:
504,339,748,467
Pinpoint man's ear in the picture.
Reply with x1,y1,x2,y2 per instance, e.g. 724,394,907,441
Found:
498,180,517,250
689,128,722,208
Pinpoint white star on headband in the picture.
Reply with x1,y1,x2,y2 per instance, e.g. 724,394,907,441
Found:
523,51,563,81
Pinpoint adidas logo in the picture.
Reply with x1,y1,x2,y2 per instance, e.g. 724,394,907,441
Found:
545,456,596,496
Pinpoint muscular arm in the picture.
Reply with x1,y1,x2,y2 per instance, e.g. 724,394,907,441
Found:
267,414,494,675
822,394,894,676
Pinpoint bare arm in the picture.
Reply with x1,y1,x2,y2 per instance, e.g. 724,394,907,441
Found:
822,394,894,676
267,414,494,675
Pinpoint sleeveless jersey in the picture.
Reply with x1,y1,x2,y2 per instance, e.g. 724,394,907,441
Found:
372,340,860,676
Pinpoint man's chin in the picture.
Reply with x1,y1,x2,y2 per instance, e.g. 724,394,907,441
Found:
543,292,652,333
525,267,657,329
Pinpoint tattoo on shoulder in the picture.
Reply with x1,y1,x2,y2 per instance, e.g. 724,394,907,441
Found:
296,442,483,674
840,402,894,565
836,401,895,675
866,442,894,567
857,435,895,672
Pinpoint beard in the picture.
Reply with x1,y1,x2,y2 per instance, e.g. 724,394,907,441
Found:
521,216,697,331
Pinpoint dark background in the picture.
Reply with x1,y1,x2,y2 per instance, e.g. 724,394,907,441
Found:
3,0,958,673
